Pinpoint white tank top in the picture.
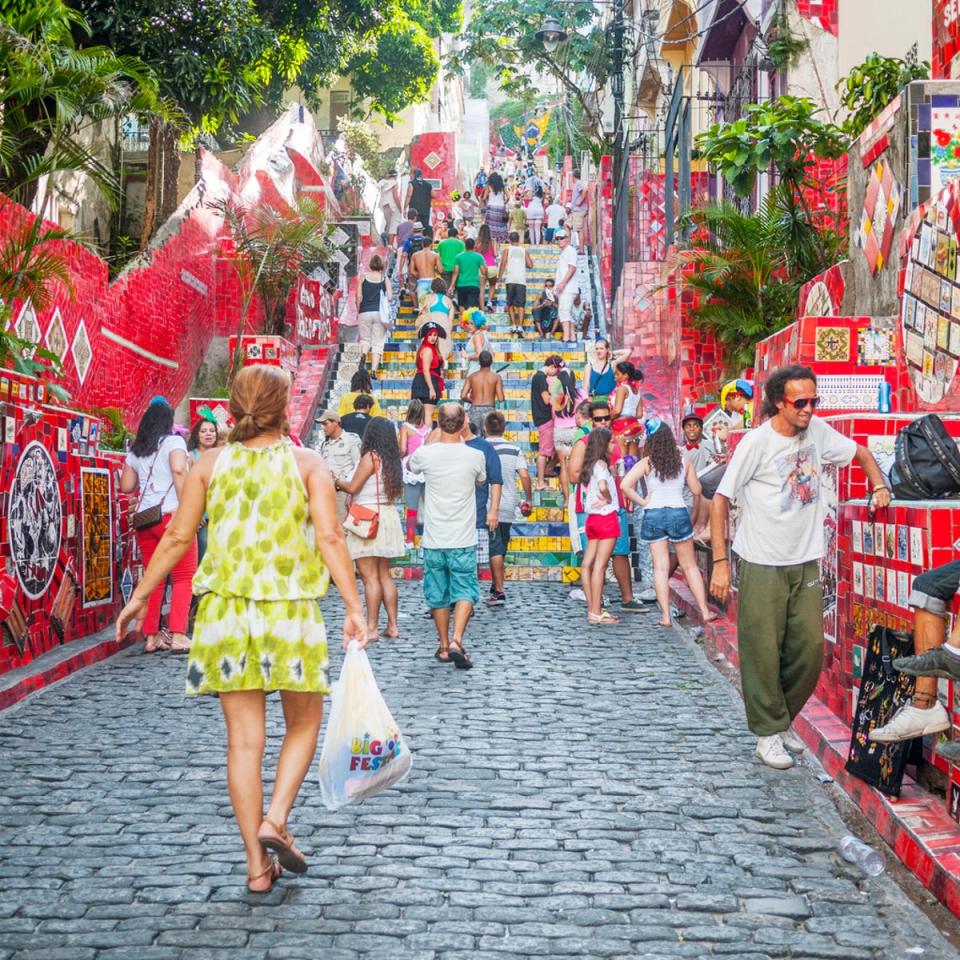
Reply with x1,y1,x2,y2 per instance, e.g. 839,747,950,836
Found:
619,383,642,418
644,461,687,510
504,245,527,284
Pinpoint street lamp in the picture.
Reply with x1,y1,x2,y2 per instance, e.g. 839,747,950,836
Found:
536,17,568,54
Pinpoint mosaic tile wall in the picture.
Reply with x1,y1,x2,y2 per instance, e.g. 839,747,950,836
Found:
409,132,457,227
0,105,342,427
905,80,960,208
934,0,960,80
796,0,838,35
0,372,137,676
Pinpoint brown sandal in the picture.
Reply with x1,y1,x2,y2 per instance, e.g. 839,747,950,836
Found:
434,646,451,662
448,642,473,671
257,818,307,874
247,858,281,893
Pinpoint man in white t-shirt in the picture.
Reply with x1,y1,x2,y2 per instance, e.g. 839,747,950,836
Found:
553,231,579,344
710,365,890,770
544,200,566,242
408,403,486,670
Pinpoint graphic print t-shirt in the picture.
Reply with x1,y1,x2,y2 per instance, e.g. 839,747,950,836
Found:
716,416,856,566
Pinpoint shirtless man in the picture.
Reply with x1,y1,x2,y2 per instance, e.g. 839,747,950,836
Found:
409,236,441,309
461,351,504,437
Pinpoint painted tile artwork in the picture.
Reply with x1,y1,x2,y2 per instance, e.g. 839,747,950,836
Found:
80,468,113,607
814,326,851,362
899,177,960,403
857,160,901,273
932,108,960,191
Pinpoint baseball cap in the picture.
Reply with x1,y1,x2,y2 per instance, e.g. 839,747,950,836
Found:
681,413,704,426
554,230,568,240
315,409,339,423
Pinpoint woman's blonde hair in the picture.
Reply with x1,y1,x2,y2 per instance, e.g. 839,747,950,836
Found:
228,364,291,442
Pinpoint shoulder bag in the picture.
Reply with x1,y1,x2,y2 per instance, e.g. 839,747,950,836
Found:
343,458,381,539
131,441,175,531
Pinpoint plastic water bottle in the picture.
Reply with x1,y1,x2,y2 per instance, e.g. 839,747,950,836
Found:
837,835,885,876
877,380,891,414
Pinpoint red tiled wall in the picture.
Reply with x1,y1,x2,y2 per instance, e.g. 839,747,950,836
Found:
934,0,960,79
796,0,838,35
410,133,458,226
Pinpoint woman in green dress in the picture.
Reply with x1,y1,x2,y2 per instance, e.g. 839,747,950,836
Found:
116,365,367,894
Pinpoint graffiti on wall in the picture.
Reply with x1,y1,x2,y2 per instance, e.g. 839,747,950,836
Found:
80,468,113,607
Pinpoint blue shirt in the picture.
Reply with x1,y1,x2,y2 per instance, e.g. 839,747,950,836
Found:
466,437,502,526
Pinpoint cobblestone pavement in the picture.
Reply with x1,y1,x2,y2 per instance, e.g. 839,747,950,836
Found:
0,582,957,960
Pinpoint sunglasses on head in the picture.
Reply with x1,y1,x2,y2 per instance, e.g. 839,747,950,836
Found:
783,396,821,410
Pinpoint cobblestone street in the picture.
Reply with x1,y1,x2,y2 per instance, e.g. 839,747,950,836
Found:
0,582,956,960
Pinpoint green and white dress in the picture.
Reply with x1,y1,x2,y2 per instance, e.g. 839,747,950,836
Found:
186,439,330,696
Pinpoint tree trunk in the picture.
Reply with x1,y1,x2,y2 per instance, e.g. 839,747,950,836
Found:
159,123,181,223
139,117,161,250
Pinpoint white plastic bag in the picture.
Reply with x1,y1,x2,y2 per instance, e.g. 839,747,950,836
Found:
317,641,412,809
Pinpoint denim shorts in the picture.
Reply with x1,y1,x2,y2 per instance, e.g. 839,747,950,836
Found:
640,506,694,544
423,547,480,608
909,559,960,616
576,508,630,556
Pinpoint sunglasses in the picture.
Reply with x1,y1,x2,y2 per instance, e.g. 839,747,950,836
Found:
592,414,611,423
783,396,821,410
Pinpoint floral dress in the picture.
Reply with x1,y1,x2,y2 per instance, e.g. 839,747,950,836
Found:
185,440,330,696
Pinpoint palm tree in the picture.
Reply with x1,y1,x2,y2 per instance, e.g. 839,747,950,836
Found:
0,0,172,210
676,187,844,374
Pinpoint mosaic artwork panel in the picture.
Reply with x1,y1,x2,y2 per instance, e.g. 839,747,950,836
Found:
932,108,960,192
899,177,960,403
816,375,886,410
797,263,845,317
857,326,896,365
935,0,960,80
814,326,851,362
857,160,901,274
80,468,113,608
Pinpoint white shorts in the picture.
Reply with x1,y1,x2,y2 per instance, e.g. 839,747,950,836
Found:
558,291,578,324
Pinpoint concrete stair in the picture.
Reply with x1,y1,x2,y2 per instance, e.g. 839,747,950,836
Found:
315,245,603,584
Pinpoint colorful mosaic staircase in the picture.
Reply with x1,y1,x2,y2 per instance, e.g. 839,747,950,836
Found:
316,245,598,584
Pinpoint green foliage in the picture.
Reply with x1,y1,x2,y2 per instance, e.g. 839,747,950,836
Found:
85,406,132,449
468,61,490,99
696,96,848,197
336,117,391,180
346,16,437,123
0,0,172,208
764,13,808,71
837,51,930,138
220,196,334,343
409,0,462,38
447,0,611,139
677,188,845,373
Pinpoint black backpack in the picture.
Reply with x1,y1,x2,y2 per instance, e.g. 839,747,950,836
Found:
889,414,960,500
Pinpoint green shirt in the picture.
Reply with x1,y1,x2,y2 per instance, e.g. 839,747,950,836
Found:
437,237,465,271
454,250,485,288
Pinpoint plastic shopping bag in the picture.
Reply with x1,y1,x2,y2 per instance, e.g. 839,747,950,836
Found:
317,641,412,809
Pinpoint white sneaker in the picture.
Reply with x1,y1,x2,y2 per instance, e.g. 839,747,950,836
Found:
636,587,657,602
756,735,794,770
779,726,805,753
868,701,950,742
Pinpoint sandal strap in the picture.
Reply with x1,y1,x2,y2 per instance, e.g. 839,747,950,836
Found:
248,859,280,883
262,817,292,844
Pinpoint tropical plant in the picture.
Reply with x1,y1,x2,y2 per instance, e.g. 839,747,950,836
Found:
0,0,170,210
837,51,930,138
85,406,133,450
336,117,390,181
764,12,808,71
696,96,848,197
0,206,80,399
675,188,844,373
220,197,334,369
448,0,612,141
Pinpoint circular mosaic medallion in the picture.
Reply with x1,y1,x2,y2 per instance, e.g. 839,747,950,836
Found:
9,441,62,599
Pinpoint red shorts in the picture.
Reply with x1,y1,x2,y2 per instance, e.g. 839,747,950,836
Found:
585,511,620,540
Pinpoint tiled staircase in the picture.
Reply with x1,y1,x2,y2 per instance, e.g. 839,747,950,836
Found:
315,245,598,583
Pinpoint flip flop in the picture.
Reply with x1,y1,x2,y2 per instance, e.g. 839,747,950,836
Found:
257,818,307,875
448,643,473,670
588,611,620,625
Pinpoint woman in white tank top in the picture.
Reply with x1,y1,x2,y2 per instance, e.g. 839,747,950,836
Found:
610,360,645,457
621,418,715,628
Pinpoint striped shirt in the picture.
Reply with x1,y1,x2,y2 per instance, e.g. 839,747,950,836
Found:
487,437,529,522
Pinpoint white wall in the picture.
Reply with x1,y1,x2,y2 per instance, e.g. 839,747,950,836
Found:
837,0,932,78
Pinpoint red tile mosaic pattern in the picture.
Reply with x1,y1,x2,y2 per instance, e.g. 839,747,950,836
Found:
409,132,458,227
934,0,960,80
797,262,847,317
796,0,838,35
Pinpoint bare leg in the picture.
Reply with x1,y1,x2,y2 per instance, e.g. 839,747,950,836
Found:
379,557,399,637
356,556,381,637
612,553,634,603
266,691,324,828
581,539,598,614
914,609,947,705
451,600,473,647
562,320,574,342
650,540,672,625
536,454,548,490
432,605,450,652
590,540,617,617
220,690,272,882
422,403,435,426
674,539,715,621
490,555,505,593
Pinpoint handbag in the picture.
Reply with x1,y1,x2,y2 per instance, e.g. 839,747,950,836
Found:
343,459,381,539
378,288,391,328
131,443,174,531
845,624,920,798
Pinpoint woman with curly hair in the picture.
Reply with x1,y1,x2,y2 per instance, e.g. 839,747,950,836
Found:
621,418,714,627
579,427,620,625
336,416,405,640
610,360,645,457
